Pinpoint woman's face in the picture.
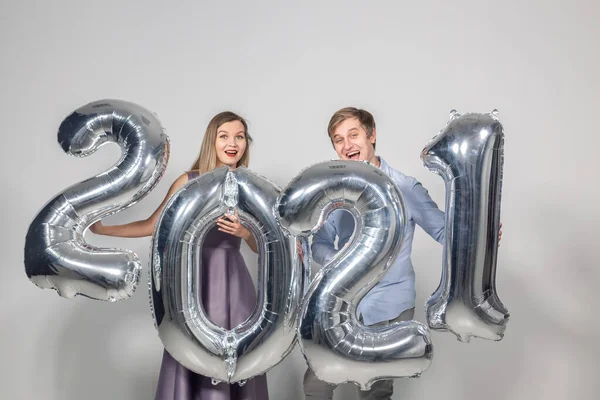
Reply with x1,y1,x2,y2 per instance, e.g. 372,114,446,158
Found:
214,120,247,168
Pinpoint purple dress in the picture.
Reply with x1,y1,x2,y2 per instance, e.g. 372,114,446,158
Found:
154,171,269,400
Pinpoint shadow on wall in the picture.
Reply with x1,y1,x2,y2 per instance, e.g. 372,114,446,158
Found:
33,285,161,400
411,198,599,400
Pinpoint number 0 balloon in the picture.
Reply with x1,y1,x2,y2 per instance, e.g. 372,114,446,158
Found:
150,166,306,384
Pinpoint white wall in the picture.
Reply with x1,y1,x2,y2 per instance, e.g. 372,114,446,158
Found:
2,1,599,399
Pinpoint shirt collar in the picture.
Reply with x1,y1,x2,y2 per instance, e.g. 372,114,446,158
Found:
377,156,390,173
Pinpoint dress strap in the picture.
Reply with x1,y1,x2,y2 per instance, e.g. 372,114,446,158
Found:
187,170,200,181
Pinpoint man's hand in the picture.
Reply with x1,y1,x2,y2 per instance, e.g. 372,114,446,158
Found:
498,221,503,247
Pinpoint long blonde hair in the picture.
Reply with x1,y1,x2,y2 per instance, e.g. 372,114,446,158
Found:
189,111,252,174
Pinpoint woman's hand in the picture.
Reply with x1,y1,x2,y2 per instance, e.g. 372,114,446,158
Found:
216,211,258,253
89,221,104,234
216,211,251,240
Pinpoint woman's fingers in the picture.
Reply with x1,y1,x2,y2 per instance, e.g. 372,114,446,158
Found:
217,218,236,228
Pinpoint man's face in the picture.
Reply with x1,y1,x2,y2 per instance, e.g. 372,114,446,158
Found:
331,117,377,164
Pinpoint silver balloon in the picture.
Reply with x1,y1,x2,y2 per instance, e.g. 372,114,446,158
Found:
24,99,169,301
151,166,305,384
276,160,433,391
421,110,509,342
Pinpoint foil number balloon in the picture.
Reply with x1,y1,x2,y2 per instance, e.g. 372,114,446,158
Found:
24,101,508,387
150,166,305,384
422,110,509,342
276,160,433,390
24,99,169,301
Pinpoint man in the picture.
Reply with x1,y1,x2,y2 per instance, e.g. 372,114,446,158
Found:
303,107,501,400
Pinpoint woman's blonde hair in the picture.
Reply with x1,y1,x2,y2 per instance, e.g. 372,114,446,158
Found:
189,111,252,174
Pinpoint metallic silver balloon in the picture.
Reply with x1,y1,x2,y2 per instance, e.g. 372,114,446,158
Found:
24,99,169,301
421,110,509,342
150,166,305,384
276,160,433,391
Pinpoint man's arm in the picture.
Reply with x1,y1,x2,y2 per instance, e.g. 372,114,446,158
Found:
407,180,446,244
311,218,338,266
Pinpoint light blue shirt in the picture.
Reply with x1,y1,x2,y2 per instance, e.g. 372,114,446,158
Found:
311,157,445,325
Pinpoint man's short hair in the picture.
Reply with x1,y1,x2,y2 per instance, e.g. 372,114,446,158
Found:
328,107,376,150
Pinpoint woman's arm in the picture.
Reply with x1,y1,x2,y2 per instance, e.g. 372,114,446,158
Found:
243,232,258,253
89,173,190,238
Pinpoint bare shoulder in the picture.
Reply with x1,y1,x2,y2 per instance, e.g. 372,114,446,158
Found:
169,172,192,192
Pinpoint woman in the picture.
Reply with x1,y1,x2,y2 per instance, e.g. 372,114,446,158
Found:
91,111,269,400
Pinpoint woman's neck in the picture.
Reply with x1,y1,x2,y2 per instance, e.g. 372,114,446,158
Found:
216,162,237,170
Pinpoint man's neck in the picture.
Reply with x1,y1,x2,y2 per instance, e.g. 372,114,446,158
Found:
370,155,381,168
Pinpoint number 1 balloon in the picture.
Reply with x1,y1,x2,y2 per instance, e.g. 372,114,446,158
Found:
421,110,509,342
24,99,169,301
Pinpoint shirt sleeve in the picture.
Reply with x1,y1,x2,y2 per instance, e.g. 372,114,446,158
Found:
311,218,338,266
405,180,446,244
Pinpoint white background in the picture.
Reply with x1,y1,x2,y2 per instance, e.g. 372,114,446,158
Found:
2,1,599,399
